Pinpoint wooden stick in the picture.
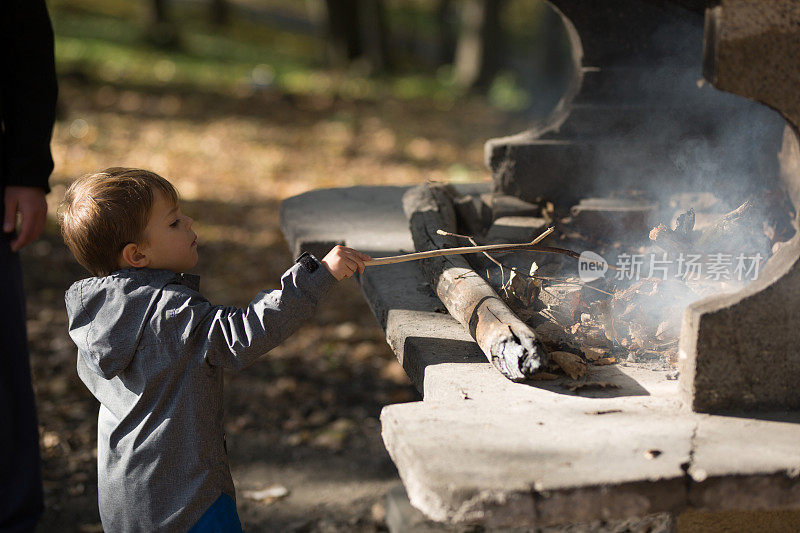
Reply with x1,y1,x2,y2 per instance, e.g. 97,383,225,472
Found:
364,227,561,266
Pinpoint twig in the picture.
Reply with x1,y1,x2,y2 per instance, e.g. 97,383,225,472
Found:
436,229,614,296
363,227,581,266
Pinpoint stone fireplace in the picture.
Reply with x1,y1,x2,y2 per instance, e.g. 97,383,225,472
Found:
280,0,800,528
483,0,800,413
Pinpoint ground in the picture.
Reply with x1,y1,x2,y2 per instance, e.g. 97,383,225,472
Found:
23,75,528,532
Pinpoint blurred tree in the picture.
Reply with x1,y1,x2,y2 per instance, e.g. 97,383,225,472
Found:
323,0,390,72
358,0,391,72
435,0,457,65
454,0,507,90
147,0,181,49
209,0,229,27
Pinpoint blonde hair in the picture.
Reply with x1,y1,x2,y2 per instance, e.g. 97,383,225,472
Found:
58,168,178,276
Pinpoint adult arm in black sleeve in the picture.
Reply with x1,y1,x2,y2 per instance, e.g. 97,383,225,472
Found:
0,0,58,193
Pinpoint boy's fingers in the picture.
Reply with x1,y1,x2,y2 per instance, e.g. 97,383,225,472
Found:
344,249,370,262
338,247,370,259
347,254,366,273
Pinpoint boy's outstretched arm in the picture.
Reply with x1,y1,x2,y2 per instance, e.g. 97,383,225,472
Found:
171,247,370,370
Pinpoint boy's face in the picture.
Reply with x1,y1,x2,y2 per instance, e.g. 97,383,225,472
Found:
138,192,198,273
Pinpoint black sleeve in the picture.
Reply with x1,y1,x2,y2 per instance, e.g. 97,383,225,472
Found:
0,0,58,193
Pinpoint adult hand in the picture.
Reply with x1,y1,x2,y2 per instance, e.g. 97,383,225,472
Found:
4,186,48,252
321,245,371,281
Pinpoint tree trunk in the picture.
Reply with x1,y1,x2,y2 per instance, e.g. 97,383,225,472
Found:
148,0,180,49
209,0,230,27
454,0,506,90
323,0,390,72
324,0,362,67
436,0,457,65
357,0,391,72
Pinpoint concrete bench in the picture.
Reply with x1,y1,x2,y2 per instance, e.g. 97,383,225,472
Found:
280,184,800,530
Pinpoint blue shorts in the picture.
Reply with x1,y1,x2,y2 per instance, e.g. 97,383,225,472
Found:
188,493,243,532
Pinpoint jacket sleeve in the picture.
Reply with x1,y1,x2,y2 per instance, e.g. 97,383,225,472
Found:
1,0,58,191
170,260,338,371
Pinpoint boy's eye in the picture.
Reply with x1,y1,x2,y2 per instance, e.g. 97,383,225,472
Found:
169,219,180,228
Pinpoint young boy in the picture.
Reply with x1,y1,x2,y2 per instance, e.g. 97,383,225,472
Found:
59,167,370,532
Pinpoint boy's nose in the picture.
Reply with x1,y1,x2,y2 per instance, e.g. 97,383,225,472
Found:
186,216,194,228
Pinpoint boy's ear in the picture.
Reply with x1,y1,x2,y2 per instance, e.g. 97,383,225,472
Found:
120,243,149,268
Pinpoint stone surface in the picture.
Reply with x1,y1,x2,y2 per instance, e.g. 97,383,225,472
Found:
485,216,548,244
704,0,800,131
486,0,785,206
675,1,800,413
281,185,800,528
279,185,417,260
385,483,678,533
678,205,800,412
569,198,657,242
481,193,542,221
385,484,452,533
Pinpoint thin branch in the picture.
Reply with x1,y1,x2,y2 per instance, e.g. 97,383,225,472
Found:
363,227,570,266
437,229,614,297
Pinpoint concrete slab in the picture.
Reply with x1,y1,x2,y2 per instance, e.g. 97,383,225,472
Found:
381,401,693,526
280,185,800,528
359,261,486,394
280,185,415,260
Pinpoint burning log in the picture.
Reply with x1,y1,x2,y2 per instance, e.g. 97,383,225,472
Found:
650,193,788,259
648,222,693,255
401,182,547,381
695,198,771,257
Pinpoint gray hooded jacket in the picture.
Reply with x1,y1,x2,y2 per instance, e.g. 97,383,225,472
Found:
65,260,336,532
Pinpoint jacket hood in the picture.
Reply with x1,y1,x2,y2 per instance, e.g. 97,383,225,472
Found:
65,269,200,379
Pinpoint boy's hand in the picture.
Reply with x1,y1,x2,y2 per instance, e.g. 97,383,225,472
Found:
321,245,371,281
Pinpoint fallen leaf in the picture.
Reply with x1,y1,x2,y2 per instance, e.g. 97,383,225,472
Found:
242,485,290,504
528,372,560,381
582,346,607,361
594,357,617,365
41,430,61,449
586,409,622,415
312,418,355,451
549,351,587,380
371,501,387,523
565,381,619,392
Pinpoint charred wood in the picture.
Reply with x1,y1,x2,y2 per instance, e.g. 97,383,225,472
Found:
402,183,546,381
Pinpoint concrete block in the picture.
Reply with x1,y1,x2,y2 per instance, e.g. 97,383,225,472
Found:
679,235,800,412
485,216,548,244
381,400,693,528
